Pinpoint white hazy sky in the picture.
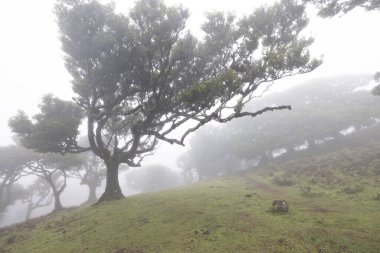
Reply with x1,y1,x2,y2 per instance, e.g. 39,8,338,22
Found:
0,0,379,168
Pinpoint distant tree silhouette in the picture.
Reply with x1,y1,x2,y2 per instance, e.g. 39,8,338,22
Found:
126,165,182,193
179,75,380,180
0,146,36,215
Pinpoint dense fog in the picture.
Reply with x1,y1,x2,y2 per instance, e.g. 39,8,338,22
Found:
1,73,379,227
0,0,379,235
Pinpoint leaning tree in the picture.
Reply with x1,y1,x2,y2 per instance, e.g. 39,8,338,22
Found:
10,0,320,202
71,152,106,204
22,153,83,212
22,178,53,220
0,145,37,215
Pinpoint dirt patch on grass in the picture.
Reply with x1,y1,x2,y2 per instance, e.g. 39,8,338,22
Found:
310,207,329,213
245,177,282,194
112,248,144,253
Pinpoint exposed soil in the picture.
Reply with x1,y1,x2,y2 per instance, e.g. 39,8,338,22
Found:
245,176,282,194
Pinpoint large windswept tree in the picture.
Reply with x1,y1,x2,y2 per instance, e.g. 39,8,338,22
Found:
10,0,320,202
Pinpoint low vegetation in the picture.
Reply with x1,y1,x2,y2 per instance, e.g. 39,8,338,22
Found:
0,143,379,253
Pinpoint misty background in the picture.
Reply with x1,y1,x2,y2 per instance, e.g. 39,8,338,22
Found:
0,0,379,227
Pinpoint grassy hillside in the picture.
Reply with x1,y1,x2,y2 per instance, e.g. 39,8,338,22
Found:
1,144,379,253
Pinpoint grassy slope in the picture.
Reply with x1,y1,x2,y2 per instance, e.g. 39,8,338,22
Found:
1,144,380,253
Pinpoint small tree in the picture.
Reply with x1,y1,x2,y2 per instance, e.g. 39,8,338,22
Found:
10,0,320,202
71,153,106,204
0,146,36,215
23,153,83,212
0,183,28,219
22,178,53,220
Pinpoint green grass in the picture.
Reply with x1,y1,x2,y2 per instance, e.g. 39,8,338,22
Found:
1,145,380,253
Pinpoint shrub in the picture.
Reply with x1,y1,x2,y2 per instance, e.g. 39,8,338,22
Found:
342,184,364,195
299,185,323,197
273,175,295,186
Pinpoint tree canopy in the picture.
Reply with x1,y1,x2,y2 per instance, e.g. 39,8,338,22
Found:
307,0,380,17
9,95,85,154
10,0,320,202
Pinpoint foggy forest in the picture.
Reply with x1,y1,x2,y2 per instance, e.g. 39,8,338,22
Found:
0,0,379,252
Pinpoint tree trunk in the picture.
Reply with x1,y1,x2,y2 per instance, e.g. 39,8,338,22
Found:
52,188,63,212
259,151,271,166
25,202,33,221
97,160,124,203
46,176,64,213
86,184,98,204
0,184,13,214
285,146,298,159
307,139,316,150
